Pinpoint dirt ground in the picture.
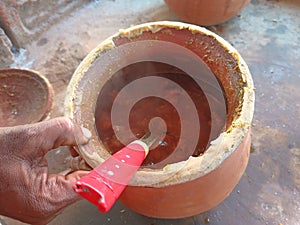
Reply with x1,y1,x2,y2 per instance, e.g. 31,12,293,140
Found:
1,0,299,224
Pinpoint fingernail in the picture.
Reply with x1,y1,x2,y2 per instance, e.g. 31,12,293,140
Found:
81,126,92,139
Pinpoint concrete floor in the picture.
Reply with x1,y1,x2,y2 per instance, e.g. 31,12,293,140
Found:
1,0,299,224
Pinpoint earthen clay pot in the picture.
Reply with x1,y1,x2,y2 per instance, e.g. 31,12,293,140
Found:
65,21,255,218
0,68,53,127
164,0,251,26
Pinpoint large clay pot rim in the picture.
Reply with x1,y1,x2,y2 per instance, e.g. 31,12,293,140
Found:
65,21,255,187
0,68,54,125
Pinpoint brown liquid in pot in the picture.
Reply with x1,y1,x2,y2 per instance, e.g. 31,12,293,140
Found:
95,61,226,168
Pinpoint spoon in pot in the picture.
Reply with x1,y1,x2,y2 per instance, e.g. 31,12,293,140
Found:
73,132,157,213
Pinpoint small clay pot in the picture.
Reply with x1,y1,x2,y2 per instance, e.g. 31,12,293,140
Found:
0,68,53,127
164,0,251,26
65,21,255,218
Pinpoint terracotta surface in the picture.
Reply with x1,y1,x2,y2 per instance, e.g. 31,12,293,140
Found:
120,130,251,218
65,21,254,218
164,0,251,26
0,0,299,224
0,68,53,127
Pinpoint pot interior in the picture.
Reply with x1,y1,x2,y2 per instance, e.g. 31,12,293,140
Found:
95,60,227,168
91,27,244,169
69,24,247,170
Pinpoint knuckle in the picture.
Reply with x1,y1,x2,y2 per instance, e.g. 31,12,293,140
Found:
56,117,74,133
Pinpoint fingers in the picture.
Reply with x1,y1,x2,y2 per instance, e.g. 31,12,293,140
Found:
22,117,91,156
66,170,90,180
70,156,93,171
42,117,90,148
0,117,93,225
1,117,91,157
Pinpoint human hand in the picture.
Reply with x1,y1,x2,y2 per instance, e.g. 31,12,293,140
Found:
0,117,90,225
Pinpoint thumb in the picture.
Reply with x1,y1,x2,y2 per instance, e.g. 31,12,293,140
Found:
65,170,90,182
23,117,91,157
41,117,90,148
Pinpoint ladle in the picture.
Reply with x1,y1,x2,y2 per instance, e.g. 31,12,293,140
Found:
73,133,157,212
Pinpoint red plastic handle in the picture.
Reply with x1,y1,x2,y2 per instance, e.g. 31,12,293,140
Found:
73,140,148,212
